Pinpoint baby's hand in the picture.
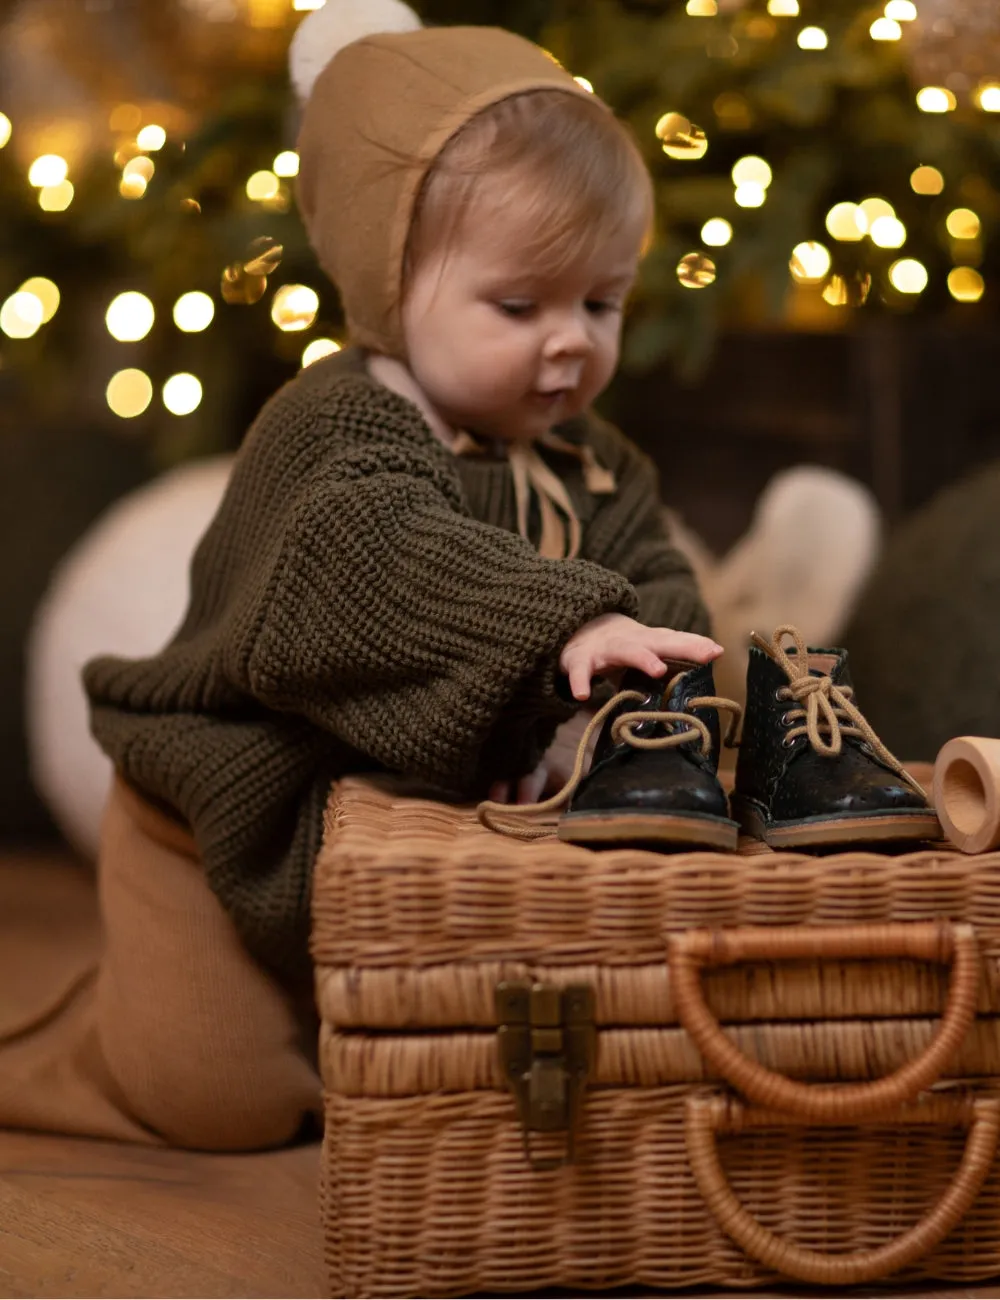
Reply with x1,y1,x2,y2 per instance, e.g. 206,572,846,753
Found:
560,613,722,702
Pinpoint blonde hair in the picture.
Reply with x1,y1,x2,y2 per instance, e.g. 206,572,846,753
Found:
405,89,654,283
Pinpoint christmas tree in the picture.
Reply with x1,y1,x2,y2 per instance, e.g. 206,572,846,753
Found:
1,0,998,461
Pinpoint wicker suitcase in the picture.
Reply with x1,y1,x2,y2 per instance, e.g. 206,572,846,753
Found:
312,775,1000,1299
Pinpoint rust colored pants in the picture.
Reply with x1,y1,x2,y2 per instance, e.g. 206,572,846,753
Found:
0,779,321,1149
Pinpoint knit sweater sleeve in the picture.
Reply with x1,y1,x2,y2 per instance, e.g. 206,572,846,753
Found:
220,429,638,796
581,415,712,637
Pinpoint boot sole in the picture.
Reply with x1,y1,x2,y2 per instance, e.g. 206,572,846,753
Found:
558,810,739,851
734,802,942,849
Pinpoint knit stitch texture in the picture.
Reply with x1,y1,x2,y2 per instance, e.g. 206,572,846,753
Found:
84,349,708,983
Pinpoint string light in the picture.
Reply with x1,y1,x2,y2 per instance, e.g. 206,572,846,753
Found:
0,291,44,339
869,215,907,248
767,0,799,13
573,76,595,93
271,284,320,331
701,218,733,246
106,369,153,419
19,277,59,323
734,182,766,207
911,165,944,194
0,113,11,149
916,86,956,112
173,291,215,332
656,113,708,160
685,0,718,15
976,84,1000,112
789,241,831,283
826,202,867,241
39,182,73,211
274,151,299,177
302,339,342,367
884,0,917,18
247,170,280,201
163,374,203,416
123,156,155,183
120,174,147,200
28,155,68,187
888,258,928,293
870,17,902,39
136,125,166,152
859,197,895,226
948,268,985,301
106,291,155,342
797,27,828,49
732,156,772,188
946,208,981,239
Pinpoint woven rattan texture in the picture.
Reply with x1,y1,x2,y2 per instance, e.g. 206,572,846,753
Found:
320,1086,1000,1297
314,778,1000,969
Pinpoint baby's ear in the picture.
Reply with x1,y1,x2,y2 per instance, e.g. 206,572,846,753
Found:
289,0,423,106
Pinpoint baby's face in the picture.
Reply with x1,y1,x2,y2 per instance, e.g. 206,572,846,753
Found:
401,197,640,443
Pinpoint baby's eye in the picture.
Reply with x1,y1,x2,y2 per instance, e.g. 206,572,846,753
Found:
585,300,617,315
497,301,535,318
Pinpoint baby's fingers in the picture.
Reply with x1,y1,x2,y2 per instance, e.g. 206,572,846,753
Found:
650,630,723,664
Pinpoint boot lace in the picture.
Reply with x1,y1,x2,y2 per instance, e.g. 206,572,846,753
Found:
477,675,743,841
754,624,927,799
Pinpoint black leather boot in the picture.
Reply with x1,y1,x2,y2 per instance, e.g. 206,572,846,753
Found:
731,625,941,848
558,662,741,851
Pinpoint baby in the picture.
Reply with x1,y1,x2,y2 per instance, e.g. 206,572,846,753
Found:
30,11,719,1149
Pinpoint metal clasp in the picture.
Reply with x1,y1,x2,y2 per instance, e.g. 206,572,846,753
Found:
495,980,596,1171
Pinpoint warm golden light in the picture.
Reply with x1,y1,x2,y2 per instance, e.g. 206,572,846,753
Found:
977,84,1000,112
656,113,709,160
826,202,867,241
302,338,342,367
917,86,956,112
271,284,320,332
173,291,215,333
246,170,280,201
869,215,907,248
686,0,718,15
732,155,772,188
106,369,153,419
273,151,300,177
293,0,326,8
884,0,917,18
119,174,147,200
0,114,11,149
701,218,733,246
859,196,895,226
790,241,831,283
573,76,595,93
948,267,985,301
734,182,766,207
870,17,901,39
713,92,753,130
797,26,828,49
0,292,43,339
911,165,944,195
123,156,155,182
19,277,59,323
106,291,155,342
888,258,928,293
136,125,166,152
676,253,717,288
163,373,203,416
39,181,74,212
28,154,68,187
946,208,981,239
822,276,850,306
767,0,799,13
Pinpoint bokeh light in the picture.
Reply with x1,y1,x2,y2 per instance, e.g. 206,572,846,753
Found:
701,218,733,246
789,241,832,283
888,258,928,293
271,284,320,331
106,368,153,418
106,291,155,342
173,291,215,332
163,374,203,416
947,267,985,302
911,165,944,195
302,338,342,367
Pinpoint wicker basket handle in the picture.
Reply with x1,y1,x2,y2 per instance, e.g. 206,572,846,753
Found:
669,922,979,1120
685,1093,1000,1286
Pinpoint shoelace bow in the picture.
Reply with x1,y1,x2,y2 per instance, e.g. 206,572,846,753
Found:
476,676,743,840
754,623,927,799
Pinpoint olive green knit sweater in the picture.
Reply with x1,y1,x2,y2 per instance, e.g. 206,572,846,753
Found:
84,348,707,984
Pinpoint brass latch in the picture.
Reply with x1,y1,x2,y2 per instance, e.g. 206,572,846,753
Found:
495,980,596,1170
